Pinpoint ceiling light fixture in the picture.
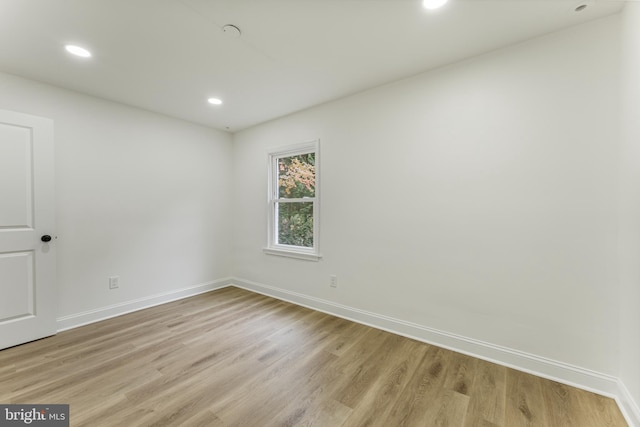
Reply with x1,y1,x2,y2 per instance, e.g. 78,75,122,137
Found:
222,24,242,39
423,0,448,10
208,98,223,105
64,45,92,58
575,4,587,12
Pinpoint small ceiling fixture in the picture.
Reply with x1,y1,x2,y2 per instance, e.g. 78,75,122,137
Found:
423,0,448,10
208,98,223,105
222,24,242,39
64,44,92,58
575,4,587,12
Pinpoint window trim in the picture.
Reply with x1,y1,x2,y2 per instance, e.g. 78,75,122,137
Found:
263,140,321,261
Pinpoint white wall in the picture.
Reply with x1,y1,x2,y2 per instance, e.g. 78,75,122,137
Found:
233,15,621,377
0,72,233,320
619,2,640,421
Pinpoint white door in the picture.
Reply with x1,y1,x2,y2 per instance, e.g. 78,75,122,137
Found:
0,109,56,350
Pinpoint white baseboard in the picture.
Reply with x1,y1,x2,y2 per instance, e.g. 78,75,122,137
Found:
56,277,233,332
231,278,626,407
617,380,640,427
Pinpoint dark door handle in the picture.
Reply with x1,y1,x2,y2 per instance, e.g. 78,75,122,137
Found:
41,235,52,242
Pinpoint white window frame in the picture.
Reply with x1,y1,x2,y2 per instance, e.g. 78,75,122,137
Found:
263,140,321,261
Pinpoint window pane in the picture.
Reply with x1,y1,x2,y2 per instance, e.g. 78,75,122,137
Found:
277,202,314,247
278,153,315,199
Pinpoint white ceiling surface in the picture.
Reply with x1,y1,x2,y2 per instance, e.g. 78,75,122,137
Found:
0,0,624,132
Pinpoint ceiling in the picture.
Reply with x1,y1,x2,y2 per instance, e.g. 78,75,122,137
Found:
0,0,624,132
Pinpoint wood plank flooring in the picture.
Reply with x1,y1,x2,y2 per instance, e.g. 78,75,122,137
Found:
0,287,628,426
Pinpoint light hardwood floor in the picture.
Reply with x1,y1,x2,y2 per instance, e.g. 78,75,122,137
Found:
0,287,627,426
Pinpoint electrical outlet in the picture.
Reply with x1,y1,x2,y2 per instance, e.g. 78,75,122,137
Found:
109,276,119,289
330,275,338,288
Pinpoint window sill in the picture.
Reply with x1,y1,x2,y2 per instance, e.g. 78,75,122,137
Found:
263,247,322,262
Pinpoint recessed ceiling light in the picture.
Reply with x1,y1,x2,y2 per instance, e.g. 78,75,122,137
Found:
64,45,92,58
208,98,223,105
423,0,448,10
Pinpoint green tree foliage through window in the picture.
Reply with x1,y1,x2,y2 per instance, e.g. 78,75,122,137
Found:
277,153,315,247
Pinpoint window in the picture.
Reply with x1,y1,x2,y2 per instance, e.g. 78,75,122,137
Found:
264,141,320,261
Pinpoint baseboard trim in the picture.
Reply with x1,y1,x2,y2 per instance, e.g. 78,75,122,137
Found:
617,380,640,427
231,278,621,400
56,277,233,332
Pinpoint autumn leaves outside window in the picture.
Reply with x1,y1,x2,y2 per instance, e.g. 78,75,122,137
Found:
267,142,319,259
